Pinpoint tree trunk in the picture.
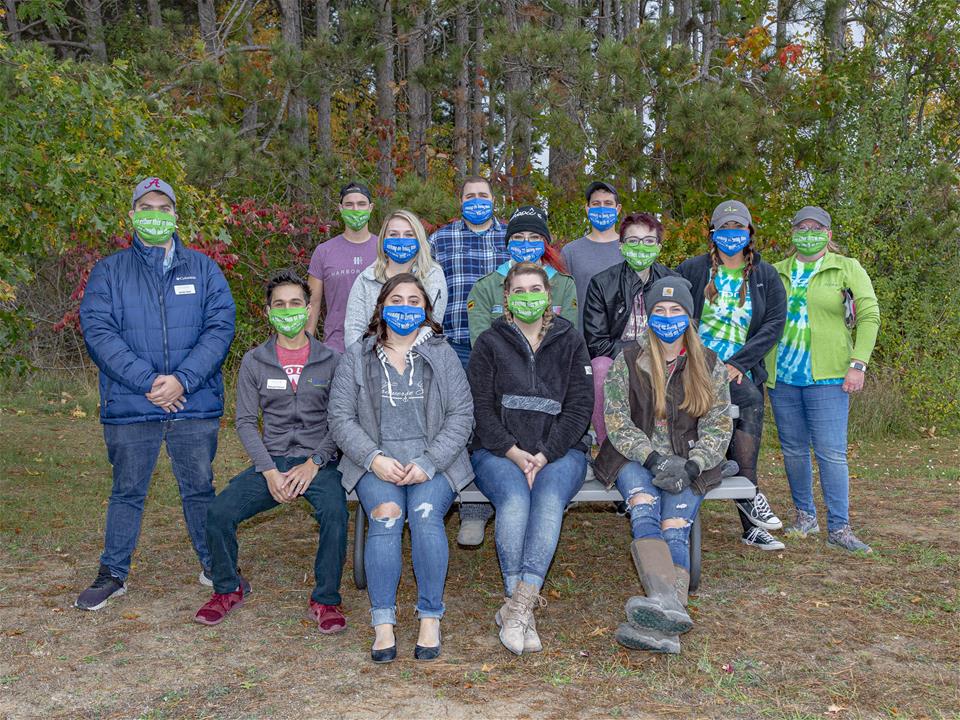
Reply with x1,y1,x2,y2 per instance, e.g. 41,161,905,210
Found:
823,0,846,63
502,0,532,195
375,0,396,192
598,0,611,39
699,0,719,78
407,6,429,179
471,15,485,175
147,0,162,28
198,0,218,55
453,5,470,178
775,0,792,49
83,0,107,62
241,24,259,139
548,0,581,198
5,0,20,41
279,0,310,203
315,0,332,159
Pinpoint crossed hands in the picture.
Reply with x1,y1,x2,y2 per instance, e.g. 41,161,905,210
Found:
264,459,319,503
372,455,429,486
506,446,548,489
146,374,185,413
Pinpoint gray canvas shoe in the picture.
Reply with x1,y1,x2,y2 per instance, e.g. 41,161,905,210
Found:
827,525,872,553
785,509,820,537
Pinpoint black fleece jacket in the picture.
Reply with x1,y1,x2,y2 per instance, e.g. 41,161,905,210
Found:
583,260,677,360
676,251,786,386
468,316,594,462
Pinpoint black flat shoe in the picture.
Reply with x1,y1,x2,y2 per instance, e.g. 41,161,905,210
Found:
414,630,442,661
371,643,397,664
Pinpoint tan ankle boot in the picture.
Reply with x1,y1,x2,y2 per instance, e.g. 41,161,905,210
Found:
496,599,543,653
497,582,544,655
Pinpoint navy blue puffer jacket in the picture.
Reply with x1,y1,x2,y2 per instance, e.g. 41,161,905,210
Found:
80,234,236,424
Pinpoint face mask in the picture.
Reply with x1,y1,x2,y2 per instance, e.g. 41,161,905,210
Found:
648,313,690,343
507,239,546,264
712,228,751,256
341,208,371,231
621,242,661,272
383,236,419,264
507,291,550,323
588,206,618,232
792,229,830,255
132,210,176,245
269,307,308,338
462,198,494,225
382,305,425,335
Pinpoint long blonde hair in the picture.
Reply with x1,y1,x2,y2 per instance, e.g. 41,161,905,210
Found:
374,209,436,284
644,323,715,419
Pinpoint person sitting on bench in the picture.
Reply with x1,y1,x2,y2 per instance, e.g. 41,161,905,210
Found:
594,277,732,654
468,262,594,656
329,273,474,664
195,269,348,632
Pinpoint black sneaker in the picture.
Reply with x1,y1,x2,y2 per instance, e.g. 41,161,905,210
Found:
736,492,783,530
741,526,785,551
75,564,127,611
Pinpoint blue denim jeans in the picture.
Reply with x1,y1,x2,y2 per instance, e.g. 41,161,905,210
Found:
768,382,850,531
354,471,456,626
615,461,704,570
472,448,587,594
205,457,347,604
100,418,220,580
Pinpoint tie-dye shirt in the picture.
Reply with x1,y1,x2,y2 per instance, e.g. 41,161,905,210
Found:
698,266,752,363
776,257,844,386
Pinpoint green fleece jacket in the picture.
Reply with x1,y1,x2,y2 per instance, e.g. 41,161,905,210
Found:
765,251,880,388
467,261,578,346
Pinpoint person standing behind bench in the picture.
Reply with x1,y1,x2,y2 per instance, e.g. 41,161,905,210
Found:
560,180,626,331
766,206,879,553
329,274,474,663
306,182,379,352
76,177,236,611
194,269,348,633
429,175,508,546
677,200,787,552
595,277,732,654
468,262,594,656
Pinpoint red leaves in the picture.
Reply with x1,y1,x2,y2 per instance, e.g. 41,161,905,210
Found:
778,42,804,67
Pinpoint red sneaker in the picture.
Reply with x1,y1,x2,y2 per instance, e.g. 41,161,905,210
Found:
308,601,347,634
194,587,245,625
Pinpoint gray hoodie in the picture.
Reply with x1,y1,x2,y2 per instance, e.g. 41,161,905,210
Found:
342,263,447,349
328,328,474,493
235,335,339,472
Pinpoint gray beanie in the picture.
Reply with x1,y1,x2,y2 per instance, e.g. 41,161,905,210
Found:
645,277,695,317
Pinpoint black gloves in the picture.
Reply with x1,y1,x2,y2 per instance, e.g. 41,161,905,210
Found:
644,452,700,494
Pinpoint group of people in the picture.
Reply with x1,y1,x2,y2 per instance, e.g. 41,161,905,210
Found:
73,175,880,661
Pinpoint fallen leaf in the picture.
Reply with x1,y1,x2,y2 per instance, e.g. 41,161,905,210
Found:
71,406,87,419
825,704,846,715
480,663,494,673
578,650,590,657
910,596,922,604
564,568,576,579
547,589,561,599
588,626,610,637
121,612,140,620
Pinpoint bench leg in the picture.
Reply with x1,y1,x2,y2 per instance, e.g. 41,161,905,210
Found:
353,502,367,590
689,513,702,593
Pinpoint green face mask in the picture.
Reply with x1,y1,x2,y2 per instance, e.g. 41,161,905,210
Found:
507,291,550,323
341,208,372,232
268,307,309,338
793,229,830,255
132,210,176,245
621,242,661,272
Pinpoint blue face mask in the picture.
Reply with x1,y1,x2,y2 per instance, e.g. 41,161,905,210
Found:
648,313,690,343
383,236,419,264
382,305,426,335
462,198,494,225
588,206,618,232
712,228,751,256
508,238,546,264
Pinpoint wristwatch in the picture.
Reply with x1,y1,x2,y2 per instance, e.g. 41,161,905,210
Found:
849,360,867,372
310,452,327,468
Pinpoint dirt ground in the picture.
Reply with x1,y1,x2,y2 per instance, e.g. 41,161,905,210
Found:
0,398,957,720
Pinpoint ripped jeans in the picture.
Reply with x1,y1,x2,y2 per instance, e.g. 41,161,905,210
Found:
615,461,703,570
355,471,456,627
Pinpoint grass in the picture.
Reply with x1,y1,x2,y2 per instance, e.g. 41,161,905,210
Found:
0,384,958,719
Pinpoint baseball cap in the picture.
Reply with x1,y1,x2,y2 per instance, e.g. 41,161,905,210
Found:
585,180,619,203
132,177,176,208
339,182,373,202
791,206,831,229
710,199,752,229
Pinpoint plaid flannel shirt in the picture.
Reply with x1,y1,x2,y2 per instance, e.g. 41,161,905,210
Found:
428,218,508,344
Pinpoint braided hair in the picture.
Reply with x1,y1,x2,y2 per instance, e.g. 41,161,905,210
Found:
502,261,555,345
704,237,755,307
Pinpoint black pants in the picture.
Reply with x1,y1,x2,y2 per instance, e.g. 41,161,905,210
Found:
728,379,765,532
205,456,347,604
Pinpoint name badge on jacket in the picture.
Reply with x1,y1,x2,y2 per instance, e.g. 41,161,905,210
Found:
174,284,196,295
266,378,287,390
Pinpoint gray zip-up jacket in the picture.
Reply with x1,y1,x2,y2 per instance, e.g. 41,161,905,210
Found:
342,263,447,349
328,328,474,493
235,335,340,473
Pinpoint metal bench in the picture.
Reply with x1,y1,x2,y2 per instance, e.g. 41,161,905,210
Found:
347,475,755,594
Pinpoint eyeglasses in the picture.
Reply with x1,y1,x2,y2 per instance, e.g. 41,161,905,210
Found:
510,234,545,242
622,236,659,246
